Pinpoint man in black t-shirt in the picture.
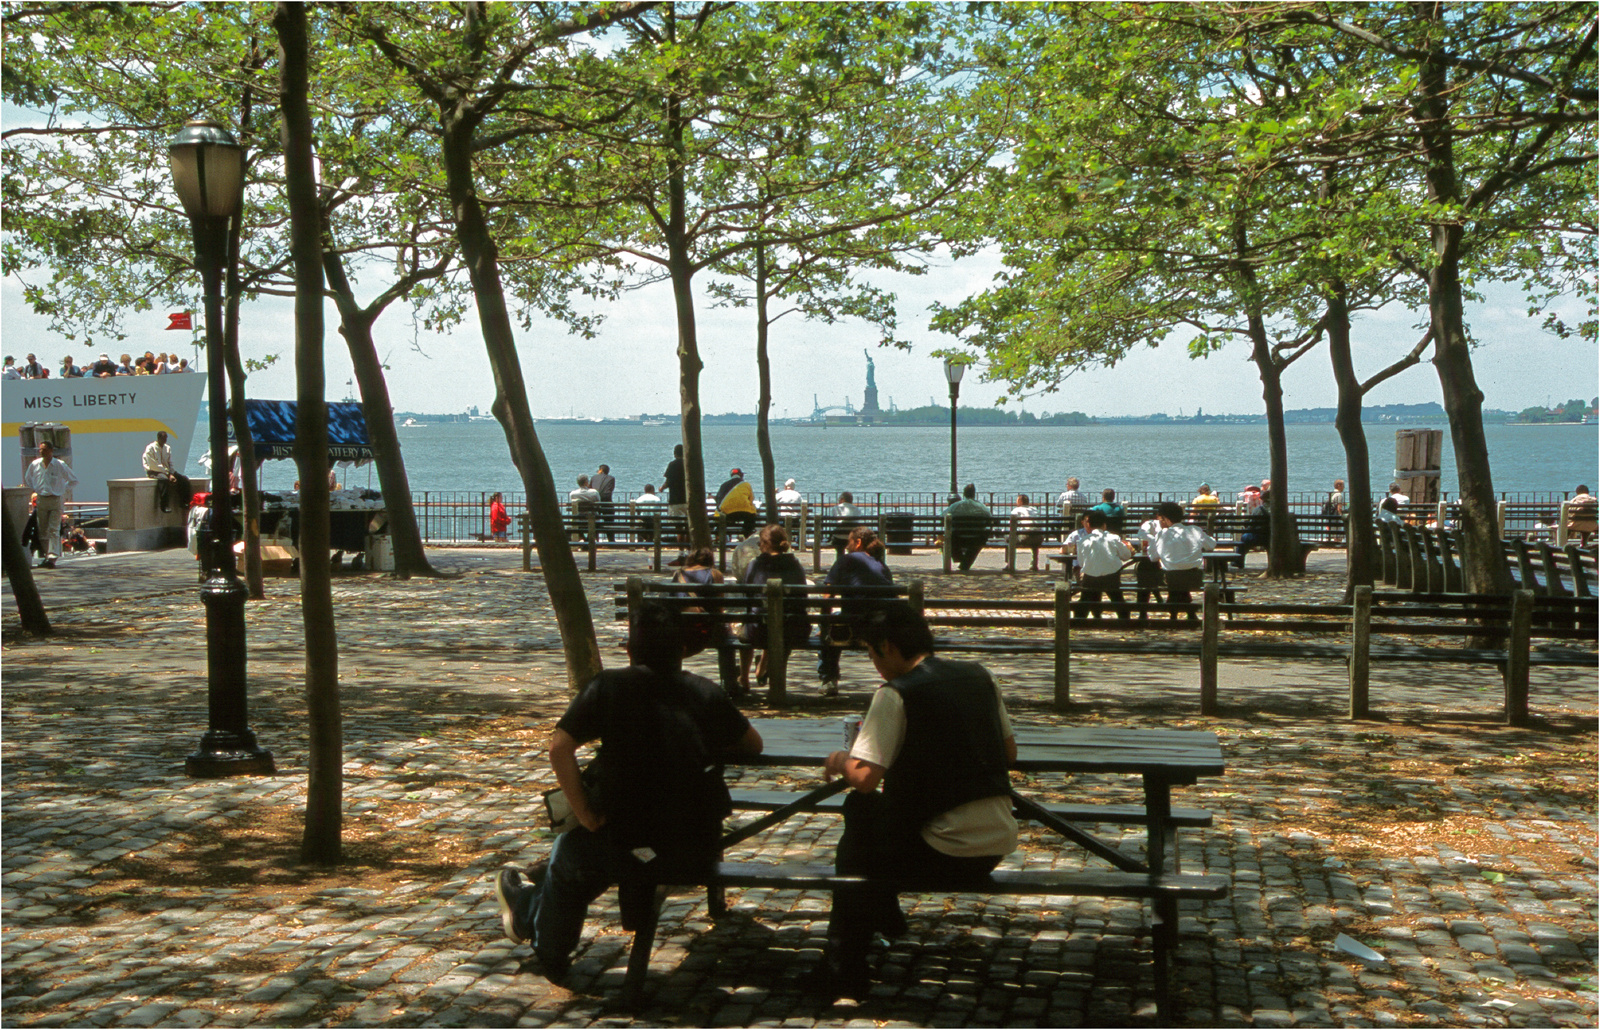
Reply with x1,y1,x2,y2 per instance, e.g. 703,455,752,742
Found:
494,602,762,980
662,444,687,513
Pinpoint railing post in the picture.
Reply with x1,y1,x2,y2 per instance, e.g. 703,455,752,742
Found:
652,513,663,573
799,501,809,552
1505,589,1533,727
521,512,532,572
942,514,953,574
1496,500,1508,540
1435,501,1448,532
1053,581,1071,710
813,515,823,574
587,511,598,572
1005,513,1018,574
1349,585,1371,720
907,578,924,616
1200,583,1220,716
1557,501,1571,547
766,578,787,708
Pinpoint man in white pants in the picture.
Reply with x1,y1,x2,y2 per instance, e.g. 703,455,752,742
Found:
24,441,78,569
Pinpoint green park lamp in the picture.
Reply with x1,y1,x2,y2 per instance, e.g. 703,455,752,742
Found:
169,119,273,778
944,357,966,497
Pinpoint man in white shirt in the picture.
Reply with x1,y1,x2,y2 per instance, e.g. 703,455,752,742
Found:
24,441,78,568
1074,509,1133,618
1387,482,1410,506
142,431,192,513
1009,494,1045,572
775,478,803,516
568,475,601,541
1150,501,1216,619
819,603,1016,998
3,356,19,379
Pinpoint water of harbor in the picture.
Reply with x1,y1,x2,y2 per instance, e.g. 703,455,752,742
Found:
190,419,1598,502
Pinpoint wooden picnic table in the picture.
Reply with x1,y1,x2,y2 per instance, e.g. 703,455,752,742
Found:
732,719,1224,879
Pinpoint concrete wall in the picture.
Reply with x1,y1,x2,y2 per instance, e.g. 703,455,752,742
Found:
107,477,210,553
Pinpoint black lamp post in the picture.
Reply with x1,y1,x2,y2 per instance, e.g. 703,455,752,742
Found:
944,357,965,497
170,119,273,778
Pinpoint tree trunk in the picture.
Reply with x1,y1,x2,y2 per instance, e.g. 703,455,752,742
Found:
1326,286,1376,591
1412,5,1511,595
666,95,710,551
1248,321,1299,578
753,243,778,517
2,503,51,634
321,254,438,578
277,0,342,866
438,102,601,691
227,63,264,600
1232,218,1299,578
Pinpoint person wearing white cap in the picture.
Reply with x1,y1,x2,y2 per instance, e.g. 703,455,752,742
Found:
89,353,118,377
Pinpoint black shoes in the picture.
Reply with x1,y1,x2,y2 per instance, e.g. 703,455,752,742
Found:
494,866,532,945
494,862,568,981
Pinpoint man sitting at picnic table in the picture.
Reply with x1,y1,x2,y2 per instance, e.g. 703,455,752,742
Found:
818,603,1017,998
492,601,763,980
1074,508,1133,619
1150,501,1216,620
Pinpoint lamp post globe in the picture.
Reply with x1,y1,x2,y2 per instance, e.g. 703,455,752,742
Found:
169,119,272,778
943,358,965,497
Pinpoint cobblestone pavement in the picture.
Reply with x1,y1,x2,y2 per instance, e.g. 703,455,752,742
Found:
3,545,1596,1028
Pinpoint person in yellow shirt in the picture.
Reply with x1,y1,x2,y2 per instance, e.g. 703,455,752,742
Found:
1191,484,1220,508
718,469,759,540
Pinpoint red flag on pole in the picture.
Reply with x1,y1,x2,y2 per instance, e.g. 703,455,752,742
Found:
166,312,193,331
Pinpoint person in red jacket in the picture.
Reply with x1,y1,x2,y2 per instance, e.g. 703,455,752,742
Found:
489,492,511,542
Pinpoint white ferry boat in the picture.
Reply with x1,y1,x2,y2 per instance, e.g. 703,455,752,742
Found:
2,372,207,504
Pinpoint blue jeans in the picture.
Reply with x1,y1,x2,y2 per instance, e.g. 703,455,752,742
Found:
517,827,714,961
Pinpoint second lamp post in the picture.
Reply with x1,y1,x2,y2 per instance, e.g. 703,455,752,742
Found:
944,357,965,498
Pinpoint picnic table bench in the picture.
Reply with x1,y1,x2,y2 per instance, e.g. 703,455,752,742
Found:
609,719,1228,1017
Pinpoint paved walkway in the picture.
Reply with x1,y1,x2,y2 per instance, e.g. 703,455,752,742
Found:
3,545,1596,1027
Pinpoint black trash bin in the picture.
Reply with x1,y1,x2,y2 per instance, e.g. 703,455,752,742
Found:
883,512,915,556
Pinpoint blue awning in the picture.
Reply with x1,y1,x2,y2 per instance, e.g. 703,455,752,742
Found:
227,400,374,462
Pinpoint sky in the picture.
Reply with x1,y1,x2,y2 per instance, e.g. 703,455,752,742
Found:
4,250,1592,419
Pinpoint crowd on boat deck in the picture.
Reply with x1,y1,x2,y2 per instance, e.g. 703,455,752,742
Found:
3,351,194,379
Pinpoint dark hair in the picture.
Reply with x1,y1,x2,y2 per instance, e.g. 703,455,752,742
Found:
849,525,886,562
644,484,655,493
759,523,790,552
1157,501,1185,522
674,444,684,457
630,601,682,674
685,546,715,568
858,602,935,660
1086,509,1108,529
963,483,976,499
598,464,609,473
1102,488,1116,501
1017,494,1029,506
1380,496,1400,514
1577,485,1591,495
838,491,853,504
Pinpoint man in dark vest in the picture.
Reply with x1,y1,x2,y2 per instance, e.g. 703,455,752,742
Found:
817,603,1018,997
493,601,763,980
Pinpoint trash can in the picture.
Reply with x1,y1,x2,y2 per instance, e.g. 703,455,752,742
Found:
883,512,915,556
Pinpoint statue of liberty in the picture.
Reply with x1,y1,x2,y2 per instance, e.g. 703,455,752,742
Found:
861,350,881,417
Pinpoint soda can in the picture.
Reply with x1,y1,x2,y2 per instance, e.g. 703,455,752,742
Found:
842,716,862,751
